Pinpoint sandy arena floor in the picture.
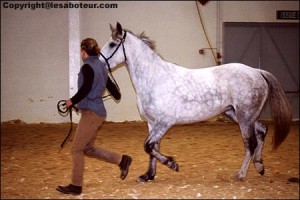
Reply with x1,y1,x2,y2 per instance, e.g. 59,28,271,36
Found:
1,120,299,199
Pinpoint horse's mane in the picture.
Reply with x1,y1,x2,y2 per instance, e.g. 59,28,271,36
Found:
124,29,156,51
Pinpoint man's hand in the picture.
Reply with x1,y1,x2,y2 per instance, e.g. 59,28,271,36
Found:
66,99,73,107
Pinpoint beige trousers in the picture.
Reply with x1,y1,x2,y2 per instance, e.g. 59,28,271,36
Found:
71,110,122,186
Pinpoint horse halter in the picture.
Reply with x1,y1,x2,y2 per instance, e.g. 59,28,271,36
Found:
99,31,127,74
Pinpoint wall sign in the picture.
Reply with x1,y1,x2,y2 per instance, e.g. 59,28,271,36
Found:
277,10,299,20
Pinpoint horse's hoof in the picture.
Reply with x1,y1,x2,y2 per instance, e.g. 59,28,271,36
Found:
254,161,264,176
166,156,179,172
232,172,246,182
259,168,265,176
169,161,179,171
136,174,154,183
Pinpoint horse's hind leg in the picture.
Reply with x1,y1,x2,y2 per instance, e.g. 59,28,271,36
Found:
235,121,254,181
253,121,268,175
224,105,238,122
225,106,266,180
224,106,252,180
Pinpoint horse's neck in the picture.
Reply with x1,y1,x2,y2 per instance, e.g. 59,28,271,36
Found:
125,35,165,89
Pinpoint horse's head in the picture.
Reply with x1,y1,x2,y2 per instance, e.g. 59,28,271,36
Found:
100,22,127,71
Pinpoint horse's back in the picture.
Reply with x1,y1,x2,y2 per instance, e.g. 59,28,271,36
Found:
212,63,267,87
213,63,259,76
175,63,261,82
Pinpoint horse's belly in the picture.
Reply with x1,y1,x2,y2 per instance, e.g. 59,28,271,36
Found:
175,102,223,123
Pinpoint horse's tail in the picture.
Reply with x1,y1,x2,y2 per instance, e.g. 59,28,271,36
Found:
261,70,292,150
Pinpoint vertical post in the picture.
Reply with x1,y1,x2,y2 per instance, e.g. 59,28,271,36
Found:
216,1,221,65
68,3,80,122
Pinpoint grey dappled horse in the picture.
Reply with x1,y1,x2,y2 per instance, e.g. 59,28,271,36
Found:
100,22,292,183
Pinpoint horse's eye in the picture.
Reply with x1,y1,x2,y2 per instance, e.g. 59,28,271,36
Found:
109,42,116,48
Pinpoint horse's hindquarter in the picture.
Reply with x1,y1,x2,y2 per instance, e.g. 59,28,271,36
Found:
213,64,269,116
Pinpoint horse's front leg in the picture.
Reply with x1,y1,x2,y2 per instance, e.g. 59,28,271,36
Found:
148,141,179,171
137,122,178,182
137,123,158,182
137,147,158,183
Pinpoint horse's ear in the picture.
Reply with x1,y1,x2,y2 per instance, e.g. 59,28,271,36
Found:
116,22,122,35
110,23,115,32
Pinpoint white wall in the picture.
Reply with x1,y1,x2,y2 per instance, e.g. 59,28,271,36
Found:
1,3,69,123
1,1,298,123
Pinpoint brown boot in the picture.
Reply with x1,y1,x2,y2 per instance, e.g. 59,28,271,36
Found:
119,155,132,180
56,184,82,195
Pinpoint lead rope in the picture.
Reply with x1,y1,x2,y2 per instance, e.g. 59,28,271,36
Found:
57,100,78,152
